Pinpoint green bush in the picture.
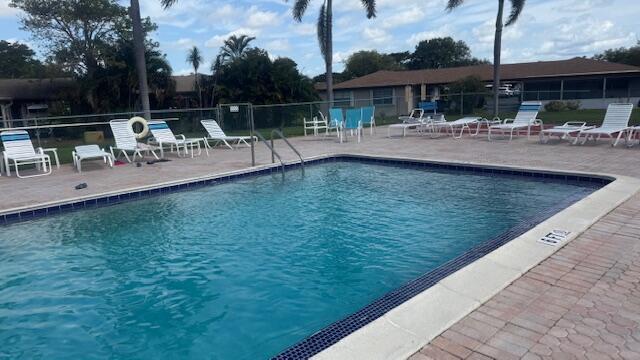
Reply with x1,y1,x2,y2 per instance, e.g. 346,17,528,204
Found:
544,100,581,112
565,100,581,110
544,101,566,112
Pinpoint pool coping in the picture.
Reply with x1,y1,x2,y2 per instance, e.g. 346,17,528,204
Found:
1,154,638,360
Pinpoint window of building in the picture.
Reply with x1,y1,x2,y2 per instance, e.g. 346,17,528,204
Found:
605,78,630,98
522,80,561,101
563,79,603,99
333,91,352,107
372,88,394,105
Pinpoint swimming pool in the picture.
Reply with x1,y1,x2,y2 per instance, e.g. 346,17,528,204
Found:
0,158,601,359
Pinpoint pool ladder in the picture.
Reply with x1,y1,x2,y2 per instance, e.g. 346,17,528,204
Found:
253,130,304,176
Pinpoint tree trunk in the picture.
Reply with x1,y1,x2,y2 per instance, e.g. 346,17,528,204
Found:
130,0,151,120
492,0,504,117
326,0,334,107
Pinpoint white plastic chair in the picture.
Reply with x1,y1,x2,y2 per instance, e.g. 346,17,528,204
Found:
148,120,203,158
201,119,256,149
488,101,543,141
575,103,634,146
72,145,114,173
109,119,160,162
0,130,51,178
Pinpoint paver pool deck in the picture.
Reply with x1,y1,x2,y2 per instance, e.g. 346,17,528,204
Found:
2,127,640,359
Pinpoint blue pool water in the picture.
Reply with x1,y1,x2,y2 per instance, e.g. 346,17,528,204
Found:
0,162,597,359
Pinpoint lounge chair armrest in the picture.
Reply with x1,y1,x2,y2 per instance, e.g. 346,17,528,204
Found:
564,121,587,127
502,118,515,124
533,119,543,126
176,134,186,141
36,147,45,154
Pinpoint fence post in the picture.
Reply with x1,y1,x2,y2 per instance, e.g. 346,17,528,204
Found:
460,91,464,116
249,104,255,166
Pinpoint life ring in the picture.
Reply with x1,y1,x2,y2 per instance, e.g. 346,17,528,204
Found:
128,116,149,139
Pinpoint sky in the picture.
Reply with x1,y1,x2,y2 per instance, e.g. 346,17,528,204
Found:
0,0,638,77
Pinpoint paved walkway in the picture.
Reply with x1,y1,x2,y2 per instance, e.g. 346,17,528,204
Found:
2,128,640,212
411,194,640,360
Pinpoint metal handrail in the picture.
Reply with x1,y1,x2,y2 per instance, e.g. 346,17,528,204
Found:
270,129,305,175
253,130,285,177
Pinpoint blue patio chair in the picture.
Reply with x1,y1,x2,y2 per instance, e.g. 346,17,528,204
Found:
344,108,363,143
327,108,344,142
418,101,437,114
360,106,376,135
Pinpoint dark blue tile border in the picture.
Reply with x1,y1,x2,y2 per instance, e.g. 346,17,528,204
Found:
0,154,610,358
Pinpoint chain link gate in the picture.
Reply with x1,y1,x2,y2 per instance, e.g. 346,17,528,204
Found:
217,103,256,165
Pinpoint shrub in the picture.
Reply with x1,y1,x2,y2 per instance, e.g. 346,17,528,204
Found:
544,101,566,112
565,100,581,110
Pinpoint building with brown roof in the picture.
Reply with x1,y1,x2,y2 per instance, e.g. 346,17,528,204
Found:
317,58,640,115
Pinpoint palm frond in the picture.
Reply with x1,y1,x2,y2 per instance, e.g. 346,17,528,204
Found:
160,0,177,9
291,0,311,22
360,0,376,18
445,0,464,11
505,0,526,26
317,1,328,60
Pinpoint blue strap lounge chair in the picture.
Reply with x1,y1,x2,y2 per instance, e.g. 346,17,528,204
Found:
0,130,52,178
148,120,204,158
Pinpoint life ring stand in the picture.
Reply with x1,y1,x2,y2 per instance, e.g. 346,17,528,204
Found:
128,116,149,139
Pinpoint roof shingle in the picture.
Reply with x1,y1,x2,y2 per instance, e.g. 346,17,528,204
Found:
318,58,640,90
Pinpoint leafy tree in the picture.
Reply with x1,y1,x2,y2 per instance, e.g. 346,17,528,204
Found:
446,0,527,116
594,42,640,67
408,37,487,70
10,0,125,78
215,48,316,105
186,46,203,107
388,51,411,66
219,35,256,63
290,0,376,106
343,50,404,79
0,40,44,78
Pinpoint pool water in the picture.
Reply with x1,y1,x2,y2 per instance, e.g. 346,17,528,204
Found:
0,162,597,359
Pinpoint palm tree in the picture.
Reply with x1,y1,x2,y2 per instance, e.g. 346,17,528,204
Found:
290,0,376,106
186,46,203,107
446,0,526,117
219,35,256,62
130,0,151,120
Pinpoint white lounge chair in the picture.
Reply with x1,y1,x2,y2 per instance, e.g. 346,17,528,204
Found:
201,119,256,150
431,117,484,139
539,122,594,144
304,112,329,136
575,103,634,146
72,145,114,173
109,119,160,163
488,101,543,141
0,130,52,178
148,120,204,158
388,109,426,137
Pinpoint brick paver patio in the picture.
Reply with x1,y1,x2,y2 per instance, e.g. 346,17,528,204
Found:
411,193,640,359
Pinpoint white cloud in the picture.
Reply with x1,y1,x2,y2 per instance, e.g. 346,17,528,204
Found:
246,6,281,28
204,28,259,48
265,39,290,52
362,27,392,45
0,0,18,17
169,38,196,50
